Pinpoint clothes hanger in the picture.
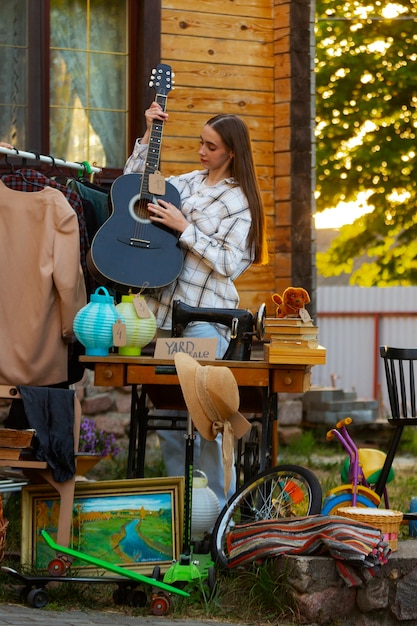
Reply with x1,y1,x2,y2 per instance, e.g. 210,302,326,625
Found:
1,152,17,176
45,155,65,179
2,153,48,190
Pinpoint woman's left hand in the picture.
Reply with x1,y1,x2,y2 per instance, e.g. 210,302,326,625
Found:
147,199,189,233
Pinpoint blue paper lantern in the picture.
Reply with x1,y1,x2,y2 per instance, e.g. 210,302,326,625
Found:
73,287,123,356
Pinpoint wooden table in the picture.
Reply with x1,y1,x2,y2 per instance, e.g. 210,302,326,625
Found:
80,355,312,480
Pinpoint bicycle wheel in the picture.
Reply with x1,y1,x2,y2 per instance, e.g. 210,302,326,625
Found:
211,464,322,568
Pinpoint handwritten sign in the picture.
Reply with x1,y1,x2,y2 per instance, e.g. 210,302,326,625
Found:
154,337,217,360
113,319,126,346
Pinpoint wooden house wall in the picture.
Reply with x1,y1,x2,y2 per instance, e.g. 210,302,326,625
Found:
159,0,314,318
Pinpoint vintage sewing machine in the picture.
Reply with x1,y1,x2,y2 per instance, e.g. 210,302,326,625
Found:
171,300,266,361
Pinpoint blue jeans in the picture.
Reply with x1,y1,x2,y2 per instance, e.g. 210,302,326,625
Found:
155,323,236,510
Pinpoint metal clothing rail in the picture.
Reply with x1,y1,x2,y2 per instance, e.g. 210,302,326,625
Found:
0,146,101,174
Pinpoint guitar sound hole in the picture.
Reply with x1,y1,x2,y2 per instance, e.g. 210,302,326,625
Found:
129,195,151,224
135,198,151,222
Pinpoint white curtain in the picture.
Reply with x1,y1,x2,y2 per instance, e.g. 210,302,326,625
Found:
50,0,127,167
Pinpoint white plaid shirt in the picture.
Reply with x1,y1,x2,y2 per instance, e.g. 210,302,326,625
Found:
124,140,254,336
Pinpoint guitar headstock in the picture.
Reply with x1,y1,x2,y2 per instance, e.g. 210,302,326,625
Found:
149,64,174,96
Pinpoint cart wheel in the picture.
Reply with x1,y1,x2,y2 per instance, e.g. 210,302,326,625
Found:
47,557,68,577
27,587,48,608
127,589,147,607
151,592,171,616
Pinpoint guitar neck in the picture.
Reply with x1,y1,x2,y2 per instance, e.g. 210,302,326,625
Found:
142,93,167,198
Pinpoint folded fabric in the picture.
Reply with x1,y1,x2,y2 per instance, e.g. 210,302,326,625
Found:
226,515,391,571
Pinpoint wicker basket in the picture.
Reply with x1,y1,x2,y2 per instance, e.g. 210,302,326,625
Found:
337,506,403,551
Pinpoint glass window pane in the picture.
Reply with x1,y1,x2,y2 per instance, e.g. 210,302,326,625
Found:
0,0,27,46
90,52,126,110
50,108,125,167
50,49,84,107
90,0,126,53
0,0,28,145
0,107,26,147
50,0,87,50
50,0,127,168
89,110,126,166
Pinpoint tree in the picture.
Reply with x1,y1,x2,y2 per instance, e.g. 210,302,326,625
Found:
315,0,417,285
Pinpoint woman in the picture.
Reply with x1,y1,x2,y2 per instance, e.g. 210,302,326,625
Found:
124,102,268,506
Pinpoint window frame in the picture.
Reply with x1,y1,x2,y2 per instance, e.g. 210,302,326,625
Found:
3,0,161,182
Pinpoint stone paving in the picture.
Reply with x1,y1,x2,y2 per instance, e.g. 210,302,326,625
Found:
0,604,244,626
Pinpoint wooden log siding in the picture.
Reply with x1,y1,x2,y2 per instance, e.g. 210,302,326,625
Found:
159,0,313,317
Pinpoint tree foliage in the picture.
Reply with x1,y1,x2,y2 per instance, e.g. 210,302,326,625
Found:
315,0,417,285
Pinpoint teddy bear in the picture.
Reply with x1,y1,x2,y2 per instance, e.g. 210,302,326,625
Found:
272,287,311,318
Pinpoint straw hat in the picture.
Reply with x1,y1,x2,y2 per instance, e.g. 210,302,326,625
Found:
174,352,250,440
174,352,251,497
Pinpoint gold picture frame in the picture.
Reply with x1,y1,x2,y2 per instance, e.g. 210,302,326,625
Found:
21,477,184,575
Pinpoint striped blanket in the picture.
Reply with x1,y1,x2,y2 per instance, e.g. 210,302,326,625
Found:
226,515,391,575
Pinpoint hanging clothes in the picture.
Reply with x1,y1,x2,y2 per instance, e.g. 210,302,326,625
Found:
67,178,110,231
0,179,87,386
1,168,95,295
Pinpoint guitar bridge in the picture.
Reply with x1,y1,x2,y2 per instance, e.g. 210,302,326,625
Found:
130,237,150,248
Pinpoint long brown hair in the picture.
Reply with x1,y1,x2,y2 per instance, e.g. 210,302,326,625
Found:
207,114,269,265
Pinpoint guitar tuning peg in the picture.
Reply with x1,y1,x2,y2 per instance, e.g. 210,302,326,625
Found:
149,81,153,87
151,68,156,75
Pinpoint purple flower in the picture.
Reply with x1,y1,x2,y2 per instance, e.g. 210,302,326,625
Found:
79,417,120,457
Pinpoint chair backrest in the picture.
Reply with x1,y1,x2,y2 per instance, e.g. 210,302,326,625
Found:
380,346,417,423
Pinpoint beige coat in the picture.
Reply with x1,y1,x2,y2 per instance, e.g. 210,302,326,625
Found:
0,181,87,385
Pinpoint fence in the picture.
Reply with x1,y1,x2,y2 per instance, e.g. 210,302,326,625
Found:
312,286,417,415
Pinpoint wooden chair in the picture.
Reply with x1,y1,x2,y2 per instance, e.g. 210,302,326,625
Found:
375,346,417,498
380,346,417,424
0,385,81,573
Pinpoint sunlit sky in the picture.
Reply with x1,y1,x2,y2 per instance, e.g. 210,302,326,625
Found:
314,189,374,229
314,201,373,229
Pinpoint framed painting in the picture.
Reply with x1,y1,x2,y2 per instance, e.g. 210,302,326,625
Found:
21,477,184,575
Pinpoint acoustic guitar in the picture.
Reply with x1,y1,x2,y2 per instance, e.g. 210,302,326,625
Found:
87,64,183,293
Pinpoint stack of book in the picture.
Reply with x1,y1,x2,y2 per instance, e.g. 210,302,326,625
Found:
0,429,35,461
264,318,326,365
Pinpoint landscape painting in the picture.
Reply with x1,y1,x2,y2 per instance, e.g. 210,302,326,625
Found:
21,477,184,575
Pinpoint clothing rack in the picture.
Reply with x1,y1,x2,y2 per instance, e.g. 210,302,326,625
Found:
0,146,101,175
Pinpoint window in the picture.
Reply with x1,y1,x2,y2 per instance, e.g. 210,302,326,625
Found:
0,0,159,174
50,0,127,168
